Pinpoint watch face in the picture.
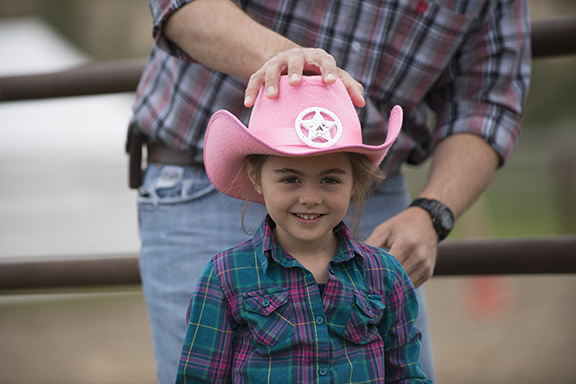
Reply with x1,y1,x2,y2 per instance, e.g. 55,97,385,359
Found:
439,208,454,229
410,198,454,241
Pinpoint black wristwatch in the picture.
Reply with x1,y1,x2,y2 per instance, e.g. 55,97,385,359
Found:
409,198,454,242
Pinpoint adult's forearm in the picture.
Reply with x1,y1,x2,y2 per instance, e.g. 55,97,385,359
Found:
417,133,500,219
164,0,298,78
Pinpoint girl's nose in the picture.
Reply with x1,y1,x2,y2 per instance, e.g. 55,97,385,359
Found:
299,185,322,206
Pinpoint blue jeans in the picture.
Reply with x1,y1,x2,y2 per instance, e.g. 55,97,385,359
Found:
138,164,435,384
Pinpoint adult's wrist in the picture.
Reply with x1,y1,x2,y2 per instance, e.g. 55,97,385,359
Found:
409,198,455,242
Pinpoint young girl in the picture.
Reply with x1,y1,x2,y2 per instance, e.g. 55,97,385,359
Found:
175,76,432,383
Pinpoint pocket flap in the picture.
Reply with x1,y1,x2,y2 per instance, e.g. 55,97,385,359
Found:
354,291,385,319
244,288,289,317
343,291,386,345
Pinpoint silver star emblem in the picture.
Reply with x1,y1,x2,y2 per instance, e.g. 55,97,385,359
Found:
301,110,336,142
295,107,342,148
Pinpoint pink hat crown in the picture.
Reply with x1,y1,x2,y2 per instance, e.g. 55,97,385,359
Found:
247,76,364,153
204,75,402,203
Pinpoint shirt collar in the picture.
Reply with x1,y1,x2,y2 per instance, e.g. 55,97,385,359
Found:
332,221,366,269
252,215,365,274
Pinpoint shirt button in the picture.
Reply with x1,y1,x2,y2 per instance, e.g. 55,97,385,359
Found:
315,316,325,325
261,298,270,307
319,367,329,376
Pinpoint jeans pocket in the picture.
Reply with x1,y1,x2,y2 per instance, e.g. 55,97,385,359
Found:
343,290,386,345
138,165,216,206
243,288,294,346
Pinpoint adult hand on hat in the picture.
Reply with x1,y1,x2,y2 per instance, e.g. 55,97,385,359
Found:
244,47,366,108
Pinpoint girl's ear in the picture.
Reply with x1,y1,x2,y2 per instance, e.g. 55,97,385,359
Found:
248,169,263,195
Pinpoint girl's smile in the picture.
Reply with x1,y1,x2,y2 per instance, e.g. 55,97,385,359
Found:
251,152,354,258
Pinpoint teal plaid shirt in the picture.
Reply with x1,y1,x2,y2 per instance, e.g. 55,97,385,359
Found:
176,217,432,383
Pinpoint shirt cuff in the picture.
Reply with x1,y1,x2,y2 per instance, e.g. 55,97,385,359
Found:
433,100,522,166
152,0,199,63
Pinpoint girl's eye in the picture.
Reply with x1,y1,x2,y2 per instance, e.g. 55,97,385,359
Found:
322,177,339,184
282,177,299,184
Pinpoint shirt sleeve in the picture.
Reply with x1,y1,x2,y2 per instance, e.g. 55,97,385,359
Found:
429,0,532,165
380,260,433,384
148,0,202,62
175,261,235,383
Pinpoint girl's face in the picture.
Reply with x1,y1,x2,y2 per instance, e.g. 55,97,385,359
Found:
250,152,354,252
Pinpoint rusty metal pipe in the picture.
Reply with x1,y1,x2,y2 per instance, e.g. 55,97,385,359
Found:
0,59,145,102
433,235,576,276
531,15,576,59
1,236,575,290
0,254,141,290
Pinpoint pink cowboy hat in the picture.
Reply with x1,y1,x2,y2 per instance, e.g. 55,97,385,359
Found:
204,75,402,204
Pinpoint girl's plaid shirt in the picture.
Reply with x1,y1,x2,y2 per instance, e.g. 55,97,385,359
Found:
176,217,432,383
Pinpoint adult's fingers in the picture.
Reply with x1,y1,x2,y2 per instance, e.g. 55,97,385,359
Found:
244,47,364,107
365,208,437,287
389,238,436,288
337,69,365,107
264,48,337,98
285,49,306,86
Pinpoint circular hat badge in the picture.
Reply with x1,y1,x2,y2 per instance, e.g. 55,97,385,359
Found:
294,107,343,148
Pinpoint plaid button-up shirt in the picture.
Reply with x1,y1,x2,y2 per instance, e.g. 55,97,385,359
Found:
132,0,531,176
176,217,432,383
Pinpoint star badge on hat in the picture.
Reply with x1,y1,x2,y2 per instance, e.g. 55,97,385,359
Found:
295,107,343,148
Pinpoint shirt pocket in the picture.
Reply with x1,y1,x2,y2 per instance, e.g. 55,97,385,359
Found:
243,288,295,346
343,290,386,345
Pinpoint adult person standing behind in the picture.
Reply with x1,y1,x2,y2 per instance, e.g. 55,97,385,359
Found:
127,1,531,383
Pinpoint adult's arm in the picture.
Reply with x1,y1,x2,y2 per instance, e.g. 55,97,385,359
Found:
364,0,531,287
163,0,294,79
161,0,365,107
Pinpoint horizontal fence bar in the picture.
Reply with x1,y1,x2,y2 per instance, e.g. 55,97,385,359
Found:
0,16,575,102
0,236,575,291
0,59,144,102
531,14,576,59
0,254,141,290
432,235,576,276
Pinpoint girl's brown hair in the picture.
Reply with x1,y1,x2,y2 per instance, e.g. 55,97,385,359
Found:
241,153,385,238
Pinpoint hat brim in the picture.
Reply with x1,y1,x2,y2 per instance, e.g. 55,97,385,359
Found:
204,106,402,204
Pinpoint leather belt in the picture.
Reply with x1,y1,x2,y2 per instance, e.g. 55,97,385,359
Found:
127,126,204,189
146,142,205,170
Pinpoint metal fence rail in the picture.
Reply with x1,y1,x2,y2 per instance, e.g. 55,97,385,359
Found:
1,236,575,290
0,15,575,102
530,14,576,58
0,59,144,102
